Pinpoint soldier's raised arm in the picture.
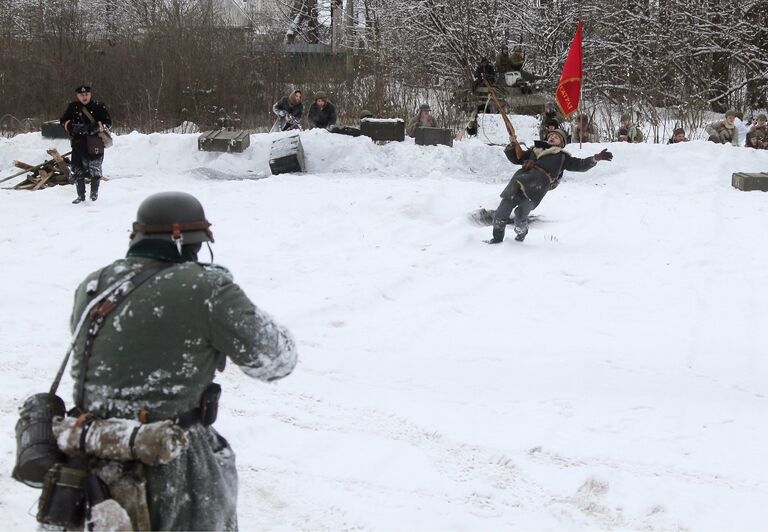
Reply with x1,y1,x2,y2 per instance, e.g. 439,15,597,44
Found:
208,271,298,381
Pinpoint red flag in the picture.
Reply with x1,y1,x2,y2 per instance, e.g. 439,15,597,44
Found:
555,20,583,118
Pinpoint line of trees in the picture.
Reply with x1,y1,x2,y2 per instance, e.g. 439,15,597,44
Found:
0,0,765,135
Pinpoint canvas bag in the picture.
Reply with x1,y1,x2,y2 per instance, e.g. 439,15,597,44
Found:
81,106,113,155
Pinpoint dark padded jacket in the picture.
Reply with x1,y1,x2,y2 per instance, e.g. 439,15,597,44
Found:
60,100,112,151
273,91,303,119
308,101,338,129
500,142,597,207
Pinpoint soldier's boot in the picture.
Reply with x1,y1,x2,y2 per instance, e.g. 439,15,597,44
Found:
514,225,528,242
73,179,86,204
486,220,506,244
90,177,100,201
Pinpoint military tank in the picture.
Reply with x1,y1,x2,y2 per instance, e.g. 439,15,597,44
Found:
455,69,547,116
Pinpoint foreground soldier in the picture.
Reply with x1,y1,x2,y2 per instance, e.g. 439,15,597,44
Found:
68,192,298,529
60,84,112,204
488,129,612,244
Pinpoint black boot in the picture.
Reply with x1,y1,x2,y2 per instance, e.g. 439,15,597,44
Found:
73,179,86,204
89,177,100,201
514,225,528,242
486,220,506,244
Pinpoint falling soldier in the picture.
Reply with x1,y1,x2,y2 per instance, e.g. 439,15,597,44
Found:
487,129,613,244
60,84,112,204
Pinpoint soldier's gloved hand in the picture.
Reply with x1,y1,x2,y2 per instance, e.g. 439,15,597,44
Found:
593,148,613,161
277,110,286,118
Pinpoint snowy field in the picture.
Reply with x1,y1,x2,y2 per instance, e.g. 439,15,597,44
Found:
1,119,767,530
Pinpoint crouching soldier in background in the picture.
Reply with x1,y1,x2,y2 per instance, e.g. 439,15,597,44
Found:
745,113,767,148
308,92,338,130
746,129,766,149
473,57,497,89
617,113,644,143
407,103,438,137
570,113,599,143
271,89,303,132
60,84,112,204
667,127,689,144
60,192,298,529
487,129,612,244
705,110,739,146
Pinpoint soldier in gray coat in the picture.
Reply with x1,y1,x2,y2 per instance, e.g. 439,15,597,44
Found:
705,110,740,146
68,192,298,530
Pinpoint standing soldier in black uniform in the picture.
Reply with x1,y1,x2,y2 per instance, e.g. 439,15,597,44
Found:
60,84,112,204
488,129,613,244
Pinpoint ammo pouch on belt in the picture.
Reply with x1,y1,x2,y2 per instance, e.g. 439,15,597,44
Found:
37,463,88,529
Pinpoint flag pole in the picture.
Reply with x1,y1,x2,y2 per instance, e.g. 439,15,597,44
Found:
578,18,583,150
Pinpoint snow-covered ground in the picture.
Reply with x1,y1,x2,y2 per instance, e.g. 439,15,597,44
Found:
1,121,767,530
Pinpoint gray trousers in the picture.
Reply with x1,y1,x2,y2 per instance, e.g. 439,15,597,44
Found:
492,191,534,241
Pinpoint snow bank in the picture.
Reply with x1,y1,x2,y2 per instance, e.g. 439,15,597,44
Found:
1,124,767,530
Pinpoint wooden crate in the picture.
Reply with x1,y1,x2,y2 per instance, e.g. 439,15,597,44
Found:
732,172,768,192
415,127,453,147
41,121,69,139
197,129,250,153
360,119,405,142
269,135,305,175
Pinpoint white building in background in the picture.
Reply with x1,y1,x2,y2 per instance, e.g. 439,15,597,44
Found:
217,0,279,26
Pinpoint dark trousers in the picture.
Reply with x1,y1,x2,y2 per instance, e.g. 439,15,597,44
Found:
492,191,534,241
71,146,103,198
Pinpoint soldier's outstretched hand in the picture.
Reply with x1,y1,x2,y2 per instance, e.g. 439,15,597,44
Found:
508,133,518,145
593,148,613,161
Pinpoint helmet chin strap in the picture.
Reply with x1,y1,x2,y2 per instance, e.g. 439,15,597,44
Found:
205,242,214,263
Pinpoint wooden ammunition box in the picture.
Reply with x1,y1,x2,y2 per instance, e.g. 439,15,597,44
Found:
732,172,768,192
197,129,250,153
360,119,405,142
269,135,305,175
41,121,69,139
415,127,453,147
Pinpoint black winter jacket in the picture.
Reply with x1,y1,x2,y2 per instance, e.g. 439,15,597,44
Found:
308,101,337,129
501,141,596,207
273,93,303,119
60,100,112,149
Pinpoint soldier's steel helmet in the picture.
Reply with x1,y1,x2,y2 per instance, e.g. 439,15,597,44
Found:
130,192,214,245
548,129,568,146
620,113,631,122
725,109,736,118
359,109,373,119
757,113,767,121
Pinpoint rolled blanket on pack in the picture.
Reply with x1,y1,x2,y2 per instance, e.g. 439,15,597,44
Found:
52,417,188,465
